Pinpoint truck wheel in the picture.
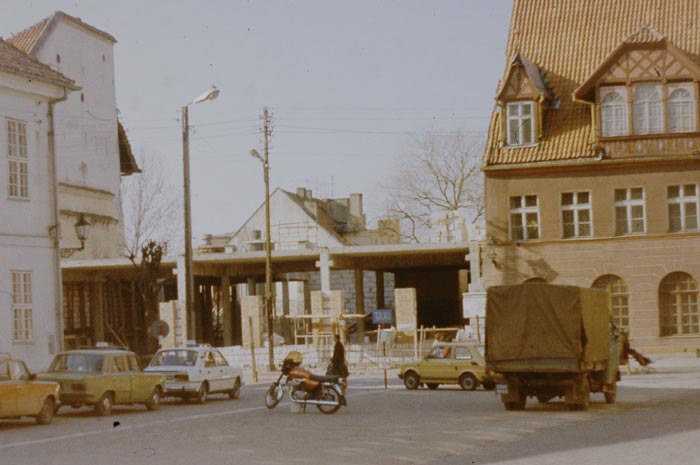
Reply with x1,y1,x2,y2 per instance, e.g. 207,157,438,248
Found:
459,373,478,391
403,372,420,390
604,383,617,404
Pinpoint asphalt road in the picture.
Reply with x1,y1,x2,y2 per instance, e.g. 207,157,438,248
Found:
2,364,700,465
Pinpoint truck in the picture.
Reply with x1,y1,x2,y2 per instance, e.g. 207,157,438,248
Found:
485,283,619,411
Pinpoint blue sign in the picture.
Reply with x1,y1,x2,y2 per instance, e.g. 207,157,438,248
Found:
372,309,393,325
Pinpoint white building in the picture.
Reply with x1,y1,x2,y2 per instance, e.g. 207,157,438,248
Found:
9,11,139,261
0,38,76,369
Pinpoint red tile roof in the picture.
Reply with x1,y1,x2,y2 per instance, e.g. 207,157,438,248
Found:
0,38,75,89
9,11,116,55
484,0,700,167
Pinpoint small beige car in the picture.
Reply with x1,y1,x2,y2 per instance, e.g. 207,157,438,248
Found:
0,354,60,425
398,342,496,391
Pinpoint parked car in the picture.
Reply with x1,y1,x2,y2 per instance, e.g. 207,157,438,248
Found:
0,354,60,425
145,346,243,403
398,342,497,391
36,346,166,416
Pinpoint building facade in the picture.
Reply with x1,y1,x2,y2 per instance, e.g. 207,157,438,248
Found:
483,0,700,353
0,38,76,369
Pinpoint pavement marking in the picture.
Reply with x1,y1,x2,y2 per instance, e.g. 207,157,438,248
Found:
0,390,379,451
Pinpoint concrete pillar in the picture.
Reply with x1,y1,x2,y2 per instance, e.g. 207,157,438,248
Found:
241,295,263,348
354,268,365,339
376,271,385,308
315,249,334,295
93,279,105,343
222,273,233,346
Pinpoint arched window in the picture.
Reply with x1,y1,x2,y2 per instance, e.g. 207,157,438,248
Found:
633,84,663,134
601,91,628,136
659,272,699,336
593,275,629,331
668,88,695,133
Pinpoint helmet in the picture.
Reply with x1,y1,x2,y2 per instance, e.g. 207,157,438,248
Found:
284,350,303,365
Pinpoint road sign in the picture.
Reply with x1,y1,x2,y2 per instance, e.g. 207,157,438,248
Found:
372,309,393,325
150,320,170,339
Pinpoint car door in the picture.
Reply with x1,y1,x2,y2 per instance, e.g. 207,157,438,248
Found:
0,360,18,417
454,346,479,379
420,346,452,382
11,360,38,415
212,350,231,391
108,355,132,403
202,351,217,389
127,354,153,402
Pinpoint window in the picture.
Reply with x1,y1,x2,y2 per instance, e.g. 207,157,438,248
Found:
593,275,629,331
601,90,628,136
633,84,663,134
561,191,592,238
454,348,473,360
509,195,539,241
668,85,696,133
213,351,229,367
614,188,645,235
660,272,699,336
11,271,32,342
668,184,699,232
506,102,535,146
7,119,28,199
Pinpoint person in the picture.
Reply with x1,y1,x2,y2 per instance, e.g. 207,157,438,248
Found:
329,334,349,381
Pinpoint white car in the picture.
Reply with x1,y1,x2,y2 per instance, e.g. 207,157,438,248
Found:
145,346,242,403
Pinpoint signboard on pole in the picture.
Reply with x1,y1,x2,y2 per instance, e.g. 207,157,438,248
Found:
372,309,393,325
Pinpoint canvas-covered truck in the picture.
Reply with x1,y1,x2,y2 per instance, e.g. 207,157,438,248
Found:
485,284,619,411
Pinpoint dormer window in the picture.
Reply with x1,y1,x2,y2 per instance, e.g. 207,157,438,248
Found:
600,87,628,137
507,102,535,146
668,84,696,132
633,83,663,134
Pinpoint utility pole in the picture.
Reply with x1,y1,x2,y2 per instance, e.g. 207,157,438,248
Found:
262,107,274,371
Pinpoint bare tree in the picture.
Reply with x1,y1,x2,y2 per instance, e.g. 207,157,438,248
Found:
121,153,181,258
384,130,485,242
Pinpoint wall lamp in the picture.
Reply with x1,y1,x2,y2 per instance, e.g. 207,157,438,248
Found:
60,214,91,258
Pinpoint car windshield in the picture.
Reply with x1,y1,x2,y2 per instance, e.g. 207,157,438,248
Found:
149,350,198,367
50,354,104,372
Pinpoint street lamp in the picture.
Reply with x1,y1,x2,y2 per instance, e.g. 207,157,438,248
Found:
182,86,219,341
250,148,274,371
60,214,91,258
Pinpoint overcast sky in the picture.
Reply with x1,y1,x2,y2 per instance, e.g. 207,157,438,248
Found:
1,0,512,245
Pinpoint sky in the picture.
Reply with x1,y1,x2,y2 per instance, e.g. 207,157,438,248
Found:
1,0,513,245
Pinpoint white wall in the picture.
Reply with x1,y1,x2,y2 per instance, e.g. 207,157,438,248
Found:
33,19,125,258
0,85,62,370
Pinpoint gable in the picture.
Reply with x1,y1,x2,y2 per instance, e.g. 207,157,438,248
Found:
600,48,695,82
497,54,550,102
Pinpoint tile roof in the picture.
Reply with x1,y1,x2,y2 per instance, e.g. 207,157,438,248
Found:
0,37,76,89
118,121,141,175
8,11,116,55
484,0,700,167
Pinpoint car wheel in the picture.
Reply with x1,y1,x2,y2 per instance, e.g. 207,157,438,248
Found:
426,383,439,390
228,377,241,400
194,382,209,404
95,392,114,416
403,371,420,390
36,397,55,425
459,373,478,391
145,387,162,411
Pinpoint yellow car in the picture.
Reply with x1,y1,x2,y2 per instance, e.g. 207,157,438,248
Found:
398,342,496,391
0,354,60,425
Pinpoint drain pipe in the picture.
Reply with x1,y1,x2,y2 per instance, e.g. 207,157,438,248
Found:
48,90,68,353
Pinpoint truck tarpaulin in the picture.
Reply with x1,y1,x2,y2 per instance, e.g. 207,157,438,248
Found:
486,284,610,364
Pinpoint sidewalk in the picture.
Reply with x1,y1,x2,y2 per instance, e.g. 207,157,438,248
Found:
618,354,700,389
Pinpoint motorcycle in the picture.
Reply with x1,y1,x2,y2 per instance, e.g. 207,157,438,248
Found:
264,351,347,414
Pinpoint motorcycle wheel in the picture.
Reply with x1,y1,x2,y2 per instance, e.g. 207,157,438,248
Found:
265,383,283,409
316,386,341,414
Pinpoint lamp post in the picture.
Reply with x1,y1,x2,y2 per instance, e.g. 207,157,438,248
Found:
250,148,274,371
182,86,220,341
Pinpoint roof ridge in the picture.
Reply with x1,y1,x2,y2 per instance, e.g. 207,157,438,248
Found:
623,25,666,43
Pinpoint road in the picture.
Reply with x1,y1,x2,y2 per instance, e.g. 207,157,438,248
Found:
2,362,700,465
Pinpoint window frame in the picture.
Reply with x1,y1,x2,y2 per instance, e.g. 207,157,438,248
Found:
509,194,540,242
506,101,536,147
560,191,592,239
600,86,629,137
667,83,697,133
11,270,33,343
613,187,646,236
7,118,29,200
660,272,699,336
632,83,663,135
667,183,700,232
593,275,629,331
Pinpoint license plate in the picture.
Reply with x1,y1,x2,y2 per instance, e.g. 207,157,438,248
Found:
496,384,508,395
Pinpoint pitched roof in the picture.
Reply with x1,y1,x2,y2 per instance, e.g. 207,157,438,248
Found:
484,0,700,167
118,121,141,175
0,37,76,89
8,11,116,55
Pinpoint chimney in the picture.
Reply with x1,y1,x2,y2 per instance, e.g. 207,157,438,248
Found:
349,193,365,229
